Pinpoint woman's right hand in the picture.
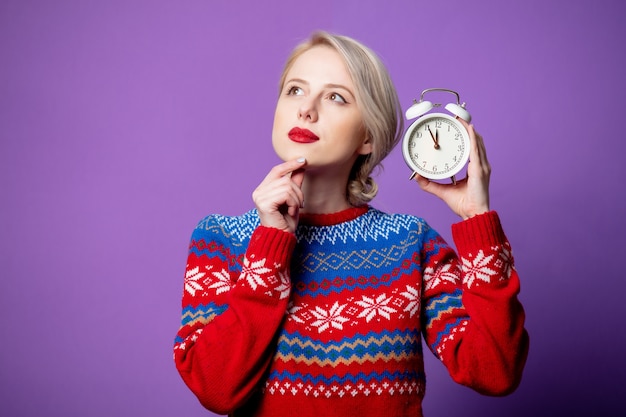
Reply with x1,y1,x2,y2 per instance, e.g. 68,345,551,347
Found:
252,157,307,234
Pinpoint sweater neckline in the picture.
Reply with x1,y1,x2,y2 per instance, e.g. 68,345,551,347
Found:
298,205,369,227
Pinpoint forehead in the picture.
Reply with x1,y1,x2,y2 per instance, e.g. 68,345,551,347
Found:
285,45,354,86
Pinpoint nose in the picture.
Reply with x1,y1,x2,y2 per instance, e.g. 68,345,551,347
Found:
297,98,318,122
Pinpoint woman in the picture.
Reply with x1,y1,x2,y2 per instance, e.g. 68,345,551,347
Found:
174,31,529,417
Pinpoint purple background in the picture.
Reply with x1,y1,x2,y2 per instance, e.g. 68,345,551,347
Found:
2,0,625,416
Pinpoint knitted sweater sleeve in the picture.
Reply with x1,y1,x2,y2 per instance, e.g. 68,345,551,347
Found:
421,211,529,395
173,218,296,414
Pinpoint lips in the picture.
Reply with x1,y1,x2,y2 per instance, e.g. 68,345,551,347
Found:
288,127,319,143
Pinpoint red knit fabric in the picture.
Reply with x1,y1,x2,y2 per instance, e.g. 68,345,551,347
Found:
174,208,529,416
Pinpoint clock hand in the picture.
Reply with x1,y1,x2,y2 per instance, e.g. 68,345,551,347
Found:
427,126,440,149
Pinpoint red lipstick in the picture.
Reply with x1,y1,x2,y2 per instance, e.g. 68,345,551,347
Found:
288,127,319,143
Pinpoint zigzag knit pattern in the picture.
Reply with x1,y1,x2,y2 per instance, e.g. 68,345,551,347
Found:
174,206,527,417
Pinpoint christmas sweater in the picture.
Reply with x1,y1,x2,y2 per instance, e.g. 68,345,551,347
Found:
174,206,528,417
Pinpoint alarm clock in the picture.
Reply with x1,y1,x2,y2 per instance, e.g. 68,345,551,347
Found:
402,88,472,183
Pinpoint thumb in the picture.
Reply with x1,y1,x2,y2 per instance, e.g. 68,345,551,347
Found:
415,174,448,199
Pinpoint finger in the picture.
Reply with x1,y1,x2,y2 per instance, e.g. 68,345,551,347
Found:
414,173,450,198
263,158,307,183
290,168,306,207
256,178,303,209
458,124,488,180
290,167,305,188
467,126,491,177
457,119,481,154
278,182,304,218
469,126,488,162
288,176,305,209
465,123,480,160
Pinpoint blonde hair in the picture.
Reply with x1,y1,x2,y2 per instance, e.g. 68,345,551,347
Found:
278,31,404,206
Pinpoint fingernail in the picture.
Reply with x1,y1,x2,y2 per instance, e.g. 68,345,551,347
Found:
297,157,306,163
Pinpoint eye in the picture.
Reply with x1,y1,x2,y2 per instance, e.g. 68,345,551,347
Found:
329,92,347,103
286,86,304,96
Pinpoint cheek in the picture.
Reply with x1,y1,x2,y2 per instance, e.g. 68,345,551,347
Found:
271,103,284,135
341,118,368,149
272,101,289,132
271,105,290,161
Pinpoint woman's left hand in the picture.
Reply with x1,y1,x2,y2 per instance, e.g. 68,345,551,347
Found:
414,119,491,220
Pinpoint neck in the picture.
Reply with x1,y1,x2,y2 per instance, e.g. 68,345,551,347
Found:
300,172,352,214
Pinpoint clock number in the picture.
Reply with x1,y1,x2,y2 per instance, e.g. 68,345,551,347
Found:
433,165,438,172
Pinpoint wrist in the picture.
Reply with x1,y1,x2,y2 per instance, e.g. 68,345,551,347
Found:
453,211,506,252
462,207,490,220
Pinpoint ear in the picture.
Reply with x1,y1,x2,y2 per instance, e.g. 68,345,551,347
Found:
357,135,373,156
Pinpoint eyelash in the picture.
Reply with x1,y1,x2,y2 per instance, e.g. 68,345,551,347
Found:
286,86,348,104
329,93,347,104
286,86,303,96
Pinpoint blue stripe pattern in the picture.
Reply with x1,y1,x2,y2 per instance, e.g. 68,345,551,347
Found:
180,302,228,326
267,369,425,385
429,317,467,354
424,289,463,325
276,329,421,362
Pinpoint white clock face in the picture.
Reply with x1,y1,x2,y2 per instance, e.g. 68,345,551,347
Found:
402,113,471,180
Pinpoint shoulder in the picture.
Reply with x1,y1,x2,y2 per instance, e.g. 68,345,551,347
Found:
364,207,430,234
191,209,260,245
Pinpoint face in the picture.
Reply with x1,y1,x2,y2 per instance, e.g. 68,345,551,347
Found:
272,45,371,175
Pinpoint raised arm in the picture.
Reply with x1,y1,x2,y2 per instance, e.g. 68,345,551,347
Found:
174,158,307,413
174,220,295,414
421,213,529,395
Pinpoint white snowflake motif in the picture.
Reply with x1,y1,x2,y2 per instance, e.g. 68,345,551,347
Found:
240,256,272,290
423,263,459,291
184,265,206,296
496,245,514,280
400,285,420,317
310,302,350,333
208,268,232,294
286,302,305,323
355,294,397,322
461,250,498,288
274,270,291,299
